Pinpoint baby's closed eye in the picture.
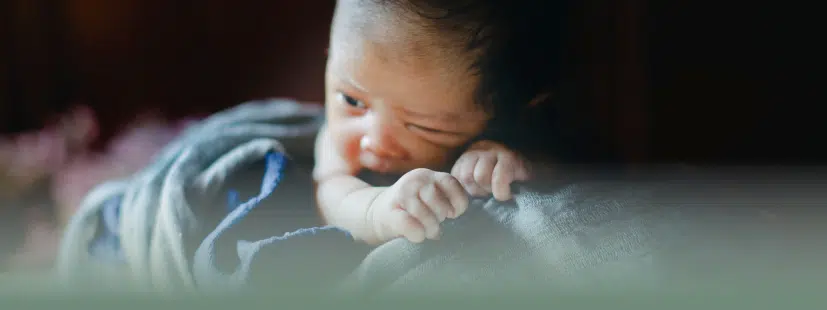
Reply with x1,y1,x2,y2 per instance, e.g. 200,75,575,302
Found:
337,92,366,110
406,124,469,147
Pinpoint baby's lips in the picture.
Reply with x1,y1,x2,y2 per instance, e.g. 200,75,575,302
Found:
359,151,391,173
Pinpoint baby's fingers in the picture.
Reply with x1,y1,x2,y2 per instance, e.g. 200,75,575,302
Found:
491,154,518,201
472,155,496,192
389,208,427,243
404,198,441,240
419,182,452,221
436,174,470,219
451,154,487,196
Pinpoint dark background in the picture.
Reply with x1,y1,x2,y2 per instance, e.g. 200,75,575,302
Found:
2,0,823,164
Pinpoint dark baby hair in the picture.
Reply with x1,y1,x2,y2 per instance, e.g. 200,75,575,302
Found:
367,0,577,159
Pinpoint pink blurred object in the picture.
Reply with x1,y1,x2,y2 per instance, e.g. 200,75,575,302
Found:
50,118,194,224
0,127,69,196
1,106,196,270
1,105,97,197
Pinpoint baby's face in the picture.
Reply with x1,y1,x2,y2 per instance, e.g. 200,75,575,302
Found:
325,1,489,174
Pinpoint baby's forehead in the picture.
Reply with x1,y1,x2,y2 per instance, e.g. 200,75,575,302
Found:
334,25,469,80
336,0,468,61
331,2,482,112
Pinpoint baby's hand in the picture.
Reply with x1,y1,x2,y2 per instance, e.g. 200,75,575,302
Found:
368,168,469,244
451,140,531,201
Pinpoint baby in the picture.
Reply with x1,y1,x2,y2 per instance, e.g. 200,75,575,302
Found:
313,0,565,245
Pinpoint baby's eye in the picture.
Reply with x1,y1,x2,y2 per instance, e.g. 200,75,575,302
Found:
337,92,366,109
409,124,445,134
408,124,467,147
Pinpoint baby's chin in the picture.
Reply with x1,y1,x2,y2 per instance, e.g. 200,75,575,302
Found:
359,158,401,175
364,166,411,176
355,150,449,175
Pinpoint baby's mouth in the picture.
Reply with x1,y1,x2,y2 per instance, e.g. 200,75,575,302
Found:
359,151,392,173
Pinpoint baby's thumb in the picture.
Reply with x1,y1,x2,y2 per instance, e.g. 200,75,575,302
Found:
492,179,513,201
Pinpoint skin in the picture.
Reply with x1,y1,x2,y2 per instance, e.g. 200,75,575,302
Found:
313,0,531,246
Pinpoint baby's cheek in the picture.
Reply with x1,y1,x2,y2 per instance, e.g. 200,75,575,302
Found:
333,128,363,164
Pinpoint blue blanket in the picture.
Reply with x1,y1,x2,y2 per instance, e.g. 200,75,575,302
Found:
56,99,338,291
85,151,372,292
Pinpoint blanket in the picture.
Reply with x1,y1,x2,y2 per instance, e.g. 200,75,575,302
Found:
56,99,827,296
56,99,327,291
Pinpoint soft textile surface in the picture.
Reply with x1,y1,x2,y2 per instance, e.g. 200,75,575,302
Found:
345,178,827,294
56,99,325,291
57,99,827,295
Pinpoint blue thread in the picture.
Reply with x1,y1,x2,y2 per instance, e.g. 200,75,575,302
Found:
226,190,240,213
233,226,354,286
237,226,351,257
220,152,286,230
88,195,125,263
273,226,351,240
102,196,122,234
194,151,360,289
193,152,288,280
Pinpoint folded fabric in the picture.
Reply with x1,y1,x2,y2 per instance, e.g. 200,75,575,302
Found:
56,99,336,291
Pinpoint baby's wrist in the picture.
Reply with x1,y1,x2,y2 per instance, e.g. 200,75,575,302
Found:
365,187,389,242
344,186,388,245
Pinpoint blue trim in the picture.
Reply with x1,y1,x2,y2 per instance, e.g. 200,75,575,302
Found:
226,190,240,213
88,195,125,263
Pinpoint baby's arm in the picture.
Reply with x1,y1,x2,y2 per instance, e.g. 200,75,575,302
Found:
315,175,387,244
313,124,386,245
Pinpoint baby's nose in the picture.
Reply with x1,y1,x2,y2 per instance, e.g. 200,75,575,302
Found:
360,134,403,159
